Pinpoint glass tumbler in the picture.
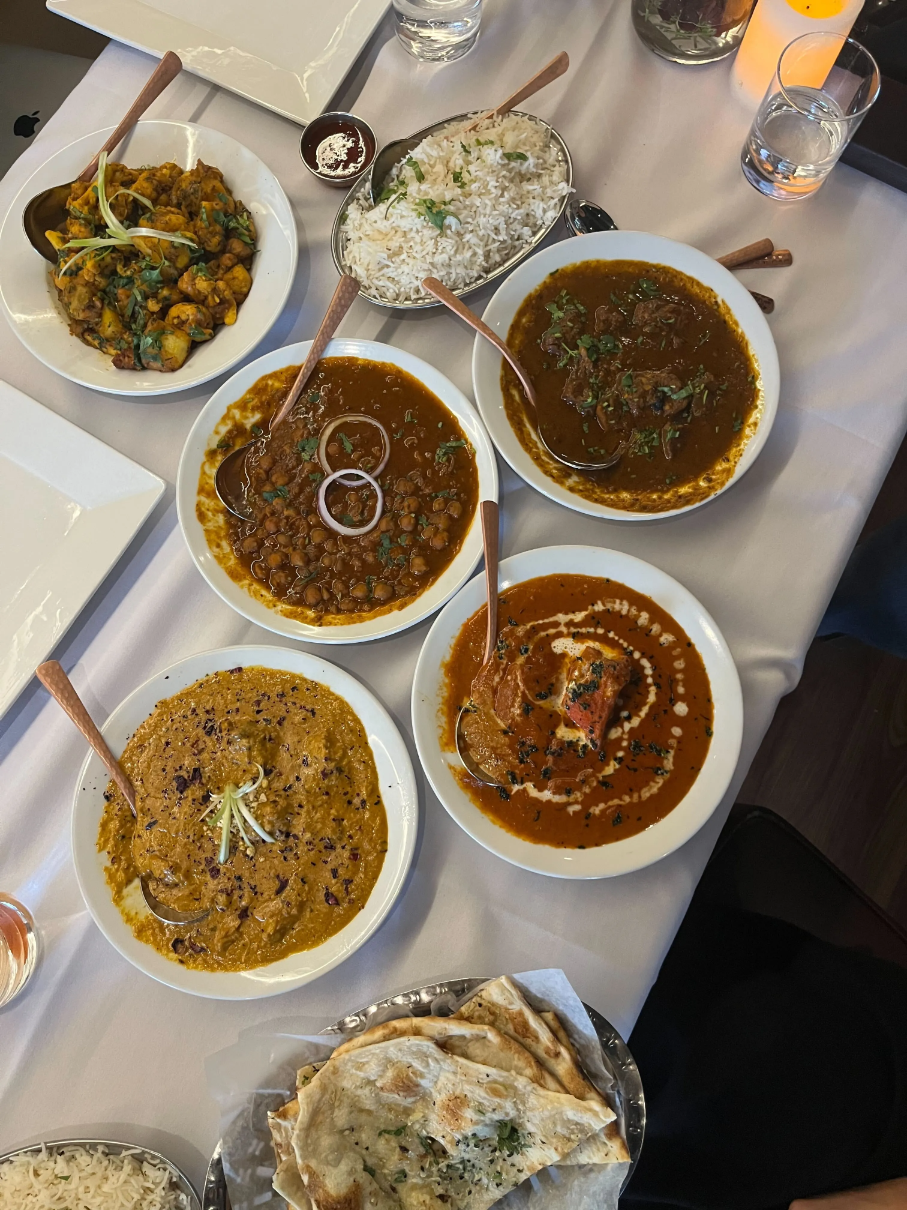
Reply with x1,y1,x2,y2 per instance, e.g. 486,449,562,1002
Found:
392,0,482,62
741,33,881,200
632,0,757,64
0,894,38,1008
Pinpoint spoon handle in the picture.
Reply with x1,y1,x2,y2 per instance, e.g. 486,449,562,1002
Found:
271,274,361,430
716,238,774,269
480,500,500,666
466,51,569,131
35,660,136,812
78,51,183,182
422,277,538,408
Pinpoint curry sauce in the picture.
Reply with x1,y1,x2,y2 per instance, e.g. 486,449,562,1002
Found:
197,358,479,625
503,260,761,513
442,574,713,847
98,666,387,971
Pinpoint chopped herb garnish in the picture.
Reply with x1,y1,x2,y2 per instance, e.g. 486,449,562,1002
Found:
262,486,289,502
405,156,425,182
297,436,319,457
436,438,468,462
503,151,528,161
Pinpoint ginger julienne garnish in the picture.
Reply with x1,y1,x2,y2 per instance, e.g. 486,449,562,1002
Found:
199,762,275,862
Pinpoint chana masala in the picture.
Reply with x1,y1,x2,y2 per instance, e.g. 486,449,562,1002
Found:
197,357,479,624
503,259,762,513
442,574,714,848
97,666,387,972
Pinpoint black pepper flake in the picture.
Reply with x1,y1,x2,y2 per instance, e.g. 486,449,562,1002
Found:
171,938,186,953
324,890,340,906
144,819,158,830
228,666,243,674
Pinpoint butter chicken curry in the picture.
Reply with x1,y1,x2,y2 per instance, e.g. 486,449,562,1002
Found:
503,260,761,513
98,666,387,971
443,574,713,847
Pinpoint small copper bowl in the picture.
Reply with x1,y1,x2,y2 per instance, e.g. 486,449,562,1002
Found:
300,112,377,188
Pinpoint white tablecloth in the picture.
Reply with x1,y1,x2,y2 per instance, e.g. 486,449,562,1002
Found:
2,0,907,1188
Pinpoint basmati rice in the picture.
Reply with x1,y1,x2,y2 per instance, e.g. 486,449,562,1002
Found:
0,1144,189,1210
341,113,571,304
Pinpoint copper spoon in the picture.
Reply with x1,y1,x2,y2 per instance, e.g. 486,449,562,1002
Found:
455,500,503,787
422,276,623,473
23,51,183,264
215,273,361,521
462,51,570,132
370,51,569,205
36,660,208,927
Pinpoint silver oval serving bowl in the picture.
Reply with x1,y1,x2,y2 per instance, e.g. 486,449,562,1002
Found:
331,111,573,311
203,976,644,1209
0,1138,201,1210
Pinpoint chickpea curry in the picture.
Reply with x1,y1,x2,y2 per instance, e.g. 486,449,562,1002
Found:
503,260,762,513
97,666,387,972
197,356,479,624
443,574,714,848
47,155,256,372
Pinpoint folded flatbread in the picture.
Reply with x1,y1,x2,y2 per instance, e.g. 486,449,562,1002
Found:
288,1033,613,1210
456,978,630,1166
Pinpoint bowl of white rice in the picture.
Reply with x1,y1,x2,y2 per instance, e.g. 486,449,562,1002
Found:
0,1139,199,1210
332,111,572,309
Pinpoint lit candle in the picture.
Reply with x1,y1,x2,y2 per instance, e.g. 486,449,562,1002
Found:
731,0,862,105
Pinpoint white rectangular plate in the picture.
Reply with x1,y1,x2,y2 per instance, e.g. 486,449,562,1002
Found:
0,381,163,719
46,0,391,126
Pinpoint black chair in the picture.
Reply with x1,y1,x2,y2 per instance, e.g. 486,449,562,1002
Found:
624,806,907,1210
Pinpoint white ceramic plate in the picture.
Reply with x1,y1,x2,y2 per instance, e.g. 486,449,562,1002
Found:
472,231,780,521
0,120,297,396
412,545,743,878
0,380,163,719
47,0,389,127
71,644,418,999
177,338,499,644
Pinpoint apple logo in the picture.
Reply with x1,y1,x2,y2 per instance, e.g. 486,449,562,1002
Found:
13,111,41,139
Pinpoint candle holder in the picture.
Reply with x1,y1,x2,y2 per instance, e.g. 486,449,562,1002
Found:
632,0,757,63
741,32,881,199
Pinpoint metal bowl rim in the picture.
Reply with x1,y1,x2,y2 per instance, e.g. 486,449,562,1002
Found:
330,110,574,310
0,1137,201,1209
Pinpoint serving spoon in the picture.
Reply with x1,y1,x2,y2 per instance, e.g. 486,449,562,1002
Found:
23,51,183,264
455,500,503,787
36,660,209,926
369,51,569,205
422,276,623,472
215,273,361,521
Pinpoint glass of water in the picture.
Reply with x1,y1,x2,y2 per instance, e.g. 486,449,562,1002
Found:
392,0,483,62
0,894,38,1008
741,33,880,201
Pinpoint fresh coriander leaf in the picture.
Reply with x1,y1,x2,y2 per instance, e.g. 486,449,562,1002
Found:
250,424,264,437
337,430,354,455
297,436,319,457
405,156,425,182
503,151,528,161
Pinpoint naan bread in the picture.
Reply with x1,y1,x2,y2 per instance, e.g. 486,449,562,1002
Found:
332,1016,565,1092
539,1010,631,1165
456,979,629,1167
455,977,603,1104
290,1034,613,1210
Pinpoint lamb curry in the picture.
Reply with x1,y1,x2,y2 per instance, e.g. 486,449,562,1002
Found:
443,574,714,848
503,260,761,513
97,666,387,971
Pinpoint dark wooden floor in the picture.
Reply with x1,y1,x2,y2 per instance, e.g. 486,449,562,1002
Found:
739,434,907,931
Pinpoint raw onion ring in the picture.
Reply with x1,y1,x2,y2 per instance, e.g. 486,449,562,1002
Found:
318,414,390,487
316,468,384,536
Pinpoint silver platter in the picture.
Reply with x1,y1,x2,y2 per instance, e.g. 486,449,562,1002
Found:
330,111,573,311
204,976,644,1209
0,1138,201,1210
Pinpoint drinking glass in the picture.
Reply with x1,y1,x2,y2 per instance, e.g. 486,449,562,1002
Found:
0,894,38,1008
392,0,483,62
632,0,757,65
741,33,880,201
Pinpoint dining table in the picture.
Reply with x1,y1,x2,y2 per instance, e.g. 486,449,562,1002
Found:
2,0,907,1192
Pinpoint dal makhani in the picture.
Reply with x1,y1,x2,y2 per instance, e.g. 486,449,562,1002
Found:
443,573,713,847
97,666,387,971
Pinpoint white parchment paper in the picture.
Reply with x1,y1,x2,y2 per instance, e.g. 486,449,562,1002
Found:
205,970,631,1210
